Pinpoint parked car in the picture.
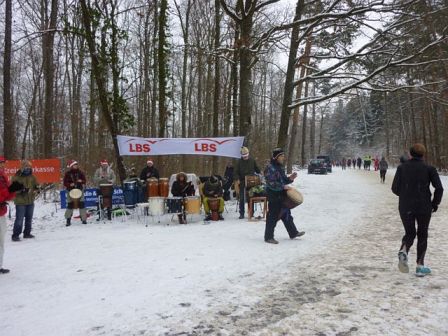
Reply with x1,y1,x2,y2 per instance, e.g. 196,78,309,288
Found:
316,155,332,173
308,159,327,174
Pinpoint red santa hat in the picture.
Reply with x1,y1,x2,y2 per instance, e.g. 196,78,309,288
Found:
147,159,154,165
100,159,109,165
67,159,78,168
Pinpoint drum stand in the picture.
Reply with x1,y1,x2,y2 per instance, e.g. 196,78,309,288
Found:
96,196,112,222
135,203,150,227
248,197,267,221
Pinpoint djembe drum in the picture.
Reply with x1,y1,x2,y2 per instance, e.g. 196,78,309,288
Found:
245,175,261,188
207,198,220,221
282,188,304,209
69,188,82,209
100,183,113,208
184,196,201,215
147,178,159,197
159,178,169,197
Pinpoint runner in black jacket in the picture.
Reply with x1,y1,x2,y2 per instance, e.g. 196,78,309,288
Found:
392,143,443,277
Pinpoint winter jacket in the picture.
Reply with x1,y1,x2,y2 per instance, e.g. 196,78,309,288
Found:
171,173,194,197
140,166,160,180
264,159,292,192
63,169,87,191
94,166,116,186
392,158,443,214
203,179,223,198
0,172,16,216
379,159,388,171
234,158,260,182
171,181,195,197
11,170,39,205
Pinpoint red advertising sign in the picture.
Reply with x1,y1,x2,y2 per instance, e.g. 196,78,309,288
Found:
4,158,61,183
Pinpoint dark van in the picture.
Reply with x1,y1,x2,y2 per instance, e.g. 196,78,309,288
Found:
316,155,332,173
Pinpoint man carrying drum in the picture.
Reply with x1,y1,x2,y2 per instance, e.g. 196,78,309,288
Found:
94,159,116,221
264,148,305,244
64,160,87,226
234,147,260,219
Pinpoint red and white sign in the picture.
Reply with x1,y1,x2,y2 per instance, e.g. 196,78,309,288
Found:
117,135,245,158
4,158,61,183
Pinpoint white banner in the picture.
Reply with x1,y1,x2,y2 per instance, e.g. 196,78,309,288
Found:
117,135,245,158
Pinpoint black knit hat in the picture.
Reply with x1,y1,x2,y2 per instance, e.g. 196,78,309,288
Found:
210,175,219,184
272,148,285,160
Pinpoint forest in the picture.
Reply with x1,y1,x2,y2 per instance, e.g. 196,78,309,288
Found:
1,0,447,182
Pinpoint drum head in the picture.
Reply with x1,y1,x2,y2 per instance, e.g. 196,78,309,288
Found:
69,188,82,199
286,188,303,205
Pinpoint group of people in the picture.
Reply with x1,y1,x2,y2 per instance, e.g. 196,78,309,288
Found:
0,142,443,277
338,156,389,183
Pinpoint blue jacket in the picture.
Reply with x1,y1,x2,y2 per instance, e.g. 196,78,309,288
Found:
264,160,292,192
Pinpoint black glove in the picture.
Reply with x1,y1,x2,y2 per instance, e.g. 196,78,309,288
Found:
432,202,438,213
8,181,25,193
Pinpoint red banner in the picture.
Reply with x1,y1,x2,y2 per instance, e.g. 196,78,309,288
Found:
4,159,61,183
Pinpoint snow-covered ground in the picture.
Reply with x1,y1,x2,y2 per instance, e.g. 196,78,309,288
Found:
1,168,447,336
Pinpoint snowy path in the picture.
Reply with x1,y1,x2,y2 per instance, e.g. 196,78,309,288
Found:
1,169,446,336
168,171,448,336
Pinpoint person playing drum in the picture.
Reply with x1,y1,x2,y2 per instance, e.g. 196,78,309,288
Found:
171,172,195,224
64,160,87,226
139,159,160,181
234,146,260,219
202,175,224,221
94,159,116,220
264,148,305,244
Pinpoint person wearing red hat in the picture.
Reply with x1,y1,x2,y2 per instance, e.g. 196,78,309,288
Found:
0,156,25,274
139,159,160,181
94,159,116,220
63,160,88,226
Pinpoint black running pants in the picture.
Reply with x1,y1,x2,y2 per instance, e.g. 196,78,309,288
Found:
399,212,431,264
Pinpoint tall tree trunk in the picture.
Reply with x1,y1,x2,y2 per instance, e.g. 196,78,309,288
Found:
277,0,305,149
384,92,390,159
318,112,325,154
197,47,204,137
212,0,221,172
300,79,310,167
42,0,58,158
179,0,192,138
238,14,253,138
309,83,316,159
158,0,169,138
151,0,159,136
231,27,239,136
79,0,126,182
3,0,15,158
287,35,311,173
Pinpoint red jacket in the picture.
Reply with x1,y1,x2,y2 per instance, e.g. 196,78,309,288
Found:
63,169,87,190
0,171,16,216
